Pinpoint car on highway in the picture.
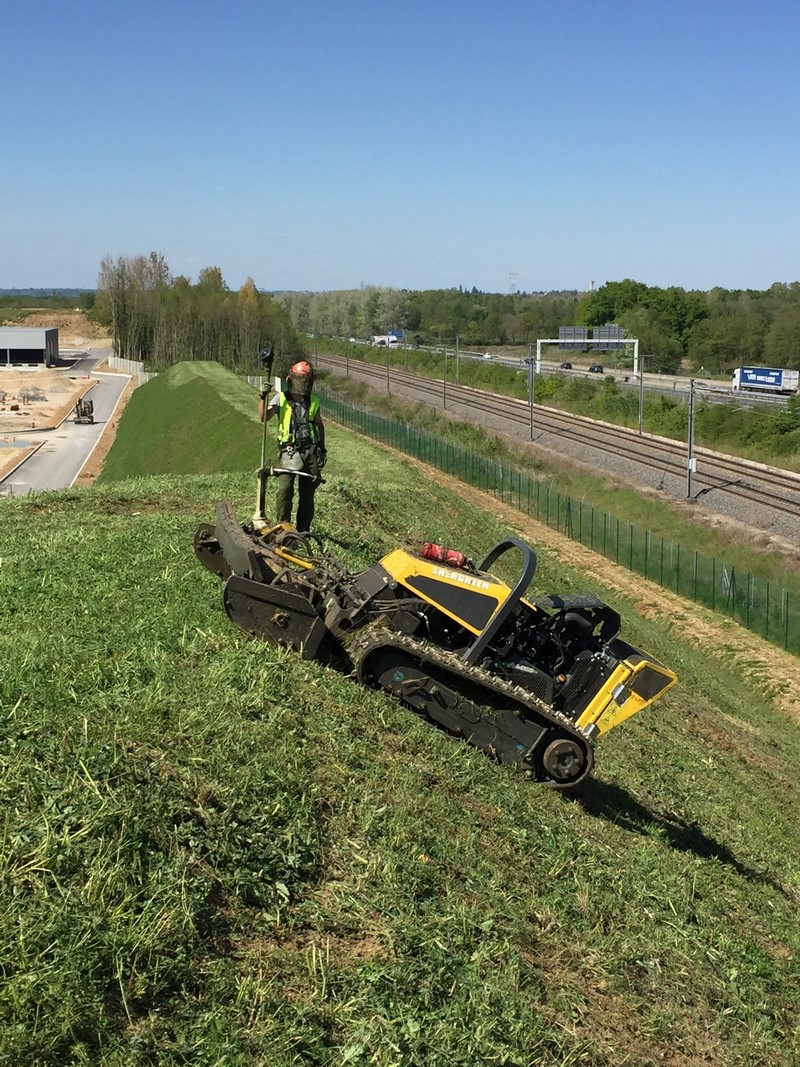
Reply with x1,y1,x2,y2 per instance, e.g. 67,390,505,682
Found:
559,361,573,370
588,363,604,373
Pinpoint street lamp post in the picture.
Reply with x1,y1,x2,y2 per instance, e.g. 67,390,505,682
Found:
455,335,460,386
638,351,645,436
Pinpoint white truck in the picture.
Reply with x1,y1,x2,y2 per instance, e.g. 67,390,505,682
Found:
731,367,799,395
370,334,402,349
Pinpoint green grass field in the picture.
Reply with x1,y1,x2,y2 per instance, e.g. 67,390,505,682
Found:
2,363,799,1065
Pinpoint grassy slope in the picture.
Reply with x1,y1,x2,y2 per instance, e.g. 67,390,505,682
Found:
98,362,268,481
2,363,799,1066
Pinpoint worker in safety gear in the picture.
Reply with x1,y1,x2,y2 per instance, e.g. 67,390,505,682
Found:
259,359,326,532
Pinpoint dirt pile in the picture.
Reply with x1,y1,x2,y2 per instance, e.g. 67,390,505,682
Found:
0,310,111,347
0,370,93,429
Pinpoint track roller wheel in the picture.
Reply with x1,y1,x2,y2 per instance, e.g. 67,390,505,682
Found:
539,734,592,789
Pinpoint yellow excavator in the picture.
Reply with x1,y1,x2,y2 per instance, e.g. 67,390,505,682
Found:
74,397,94,425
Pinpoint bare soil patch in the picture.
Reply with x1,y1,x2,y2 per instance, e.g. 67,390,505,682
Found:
0,311,113,480
2,309,111,348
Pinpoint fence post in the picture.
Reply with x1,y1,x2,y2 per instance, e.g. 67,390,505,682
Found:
693,550,698,602
712,557,716,610
785,590,789,651
765,580,770,641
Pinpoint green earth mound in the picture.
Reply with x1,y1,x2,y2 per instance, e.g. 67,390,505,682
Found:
2,362,798,1065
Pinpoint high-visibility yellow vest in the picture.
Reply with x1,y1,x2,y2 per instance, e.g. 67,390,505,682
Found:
277,392,320,447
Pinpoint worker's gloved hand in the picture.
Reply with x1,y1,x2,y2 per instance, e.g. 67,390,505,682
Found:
316,445,328,469
259,390,268,401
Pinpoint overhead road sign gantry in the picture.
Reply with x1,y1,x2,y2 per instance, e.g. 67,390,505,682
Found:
535,336,640,375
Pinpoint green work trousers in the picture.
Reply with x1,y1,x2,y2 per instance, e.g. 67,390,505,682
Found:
275,447,322,531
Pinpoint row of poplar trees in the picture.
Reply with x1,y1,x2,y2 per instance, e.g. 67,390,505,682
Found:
94,253,300,371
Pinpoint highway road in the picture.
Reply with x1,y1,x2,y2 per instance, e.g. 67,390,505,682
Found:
0,348,129,494
346,340,789,407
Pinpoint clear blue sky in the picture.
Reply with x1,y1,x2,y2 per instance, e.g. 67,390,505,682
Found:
3,0,799,294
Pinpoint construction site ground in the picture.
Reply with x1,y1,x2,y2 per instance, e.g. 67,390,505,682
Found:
0,310,114,482
0,371,99,479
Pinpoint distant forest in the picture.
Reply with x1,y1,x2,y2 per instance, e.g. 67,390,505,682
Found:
278,280,800,375
6,265,800,375
0,289,95,302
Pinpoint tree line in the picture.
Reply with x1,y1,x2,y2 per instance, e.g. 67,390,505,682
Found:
90,255,800,376
279,280,800,374
277,287,582,354
92,254,301,374
0,290,95,307
578,280,800,373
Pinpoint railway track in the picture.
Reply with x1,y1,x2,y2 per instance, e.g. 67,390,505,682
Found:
316,354,800,530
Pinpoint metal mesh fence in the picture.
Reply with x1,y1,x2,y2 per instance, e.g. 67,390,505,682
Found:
321,389,799,654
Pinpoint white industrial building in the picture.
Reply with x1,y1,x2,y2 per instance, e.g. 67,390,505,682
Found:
0,327,59,368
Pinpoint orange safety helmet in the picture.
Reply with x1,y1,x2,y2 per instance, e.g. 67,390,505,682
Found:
289,360,313,379
287,360,315,395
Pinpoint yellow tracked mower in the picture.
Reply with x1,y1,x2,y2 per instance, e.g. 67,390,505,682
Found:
195,486,677,789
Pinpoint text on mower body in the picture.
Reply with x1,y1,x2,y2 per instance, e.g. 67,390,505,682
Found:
432,566,491,590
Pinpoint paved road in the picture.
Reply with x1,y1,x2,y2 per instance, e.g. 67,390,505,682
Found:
0,349,129,494
367,342,786,407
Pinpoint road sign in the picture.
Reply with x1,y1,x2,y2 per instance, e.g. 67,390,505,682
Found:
558,326,588,351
